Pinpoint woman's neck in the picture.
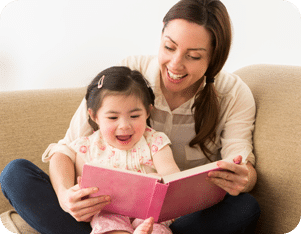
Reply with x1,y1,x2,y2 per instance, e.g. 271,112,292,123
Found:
163,90,192,111
161,79,204,111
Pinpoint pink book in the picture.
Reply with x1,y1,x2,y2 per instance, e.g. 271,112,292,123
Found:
81,161,226,222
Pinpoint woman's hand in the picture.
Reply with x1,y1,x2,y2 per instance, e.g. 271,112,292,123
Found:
207,156,257,196
58,177,111,222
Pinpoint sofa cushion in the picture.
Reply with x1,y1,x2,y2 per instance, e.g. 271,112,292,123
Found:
0,87,86,214
234,64,301,233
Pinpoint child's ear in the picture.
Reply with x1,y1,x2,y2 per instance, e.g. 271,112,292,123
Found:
147,104,153,118
88,108,96,122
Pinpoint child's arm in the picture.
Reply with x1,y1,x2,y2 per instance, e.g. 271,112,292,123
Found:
152,145,180,176
50,152,111,222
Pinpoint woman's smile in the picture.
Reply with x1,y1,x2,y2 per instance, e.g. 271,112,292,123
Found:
167,68,188,83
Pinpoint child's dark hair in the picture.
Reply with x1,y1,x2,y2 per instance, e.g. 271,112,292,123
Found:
86,66,155,130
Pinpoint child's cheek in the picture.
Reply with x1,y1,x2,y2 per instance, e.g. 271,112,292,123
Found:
104,127,116,139
135,122,146,137
100,124,116,142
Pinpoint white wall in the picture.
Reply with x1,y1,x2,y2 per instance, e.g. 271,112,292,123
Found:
0,0,300,91
225,0,301,68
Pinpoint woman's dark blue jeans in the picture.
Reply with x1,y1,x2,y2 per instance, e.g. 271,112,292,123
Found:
0,159,260,234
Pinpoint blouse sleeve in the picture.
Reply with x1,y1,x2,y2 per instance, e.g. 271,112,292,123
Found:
68,136,91,163
42,98,94,163
219,79,256,166
144,127,171,157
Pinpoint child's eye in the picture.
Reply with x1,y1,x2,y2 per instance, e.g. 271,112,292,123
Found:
108,117,118,120
131,115,140,119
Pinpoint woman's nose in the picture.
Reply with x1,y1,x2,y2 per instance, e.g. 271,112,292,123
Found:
170,52,184,70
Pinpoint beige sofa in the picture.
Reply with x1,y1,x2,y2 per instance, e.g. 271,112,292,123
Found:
1,64,300,234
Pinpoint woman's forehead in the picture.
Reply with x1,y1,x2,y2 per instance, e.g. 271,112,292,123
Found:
162,19,212,51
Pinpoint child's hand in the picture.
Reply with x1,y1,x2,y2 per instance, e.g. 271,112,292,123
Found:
57,176,111,222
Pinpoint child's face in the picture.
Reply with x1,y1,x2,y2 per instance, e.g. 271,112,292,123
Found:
92,94,150,150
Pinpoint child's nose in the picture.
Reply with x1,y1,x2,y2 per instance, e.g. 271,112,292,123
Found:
119,118,131,130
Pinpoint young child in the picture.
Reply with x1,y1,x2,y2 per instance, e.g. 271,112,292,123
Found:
69,66,180,234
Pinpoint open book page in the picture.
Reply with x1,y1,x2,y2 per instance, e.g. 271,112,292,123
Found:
162,160,220,184
87,160,220,184
86,162,162,180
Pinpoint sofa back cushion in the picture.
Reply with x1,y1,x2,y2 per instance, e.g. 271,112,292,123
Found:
234,65,301,234
0,87,86,213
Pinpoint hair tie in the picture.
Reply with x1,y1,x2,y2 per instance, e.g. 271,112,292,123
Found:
206,76,215,84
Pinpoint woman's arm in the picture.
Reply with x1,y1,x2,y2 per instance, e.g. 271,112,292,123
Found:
208,76,257,195
152,145,180,176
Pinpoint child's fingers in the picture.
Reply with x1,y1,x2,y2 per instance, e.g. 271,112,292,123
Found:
77,176,82,187
145,217,154,224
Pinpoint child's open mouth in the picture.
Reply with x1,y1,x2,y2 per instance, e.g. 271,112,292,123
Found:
116,135,132,144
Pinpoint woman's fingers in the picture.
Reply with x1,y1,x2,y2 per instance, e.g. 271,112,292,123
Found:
233,155,243,165
207,160,249,196
207,174,244,196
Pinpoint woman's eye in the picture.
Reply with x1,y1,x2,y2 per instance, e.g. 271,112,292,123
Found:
187,55,201,60
165,46,174,51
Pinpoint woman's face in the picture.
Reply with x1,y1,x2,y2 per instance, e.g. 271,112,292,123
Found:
158,19,213,96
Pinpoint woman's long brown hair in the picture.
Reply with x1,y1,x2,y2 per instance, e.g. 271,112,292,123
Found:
163,0,232,160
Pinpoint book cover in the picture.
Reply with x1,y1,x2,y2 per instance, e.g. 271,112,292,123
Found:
81,161,227,222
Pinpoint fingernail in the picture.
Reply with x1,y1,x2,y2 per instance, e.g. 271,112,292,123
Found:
234,159,242,164
93,187,99,192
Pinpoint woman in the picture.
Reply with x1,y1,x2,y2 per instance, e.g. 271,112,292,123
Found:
0,0,260,233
